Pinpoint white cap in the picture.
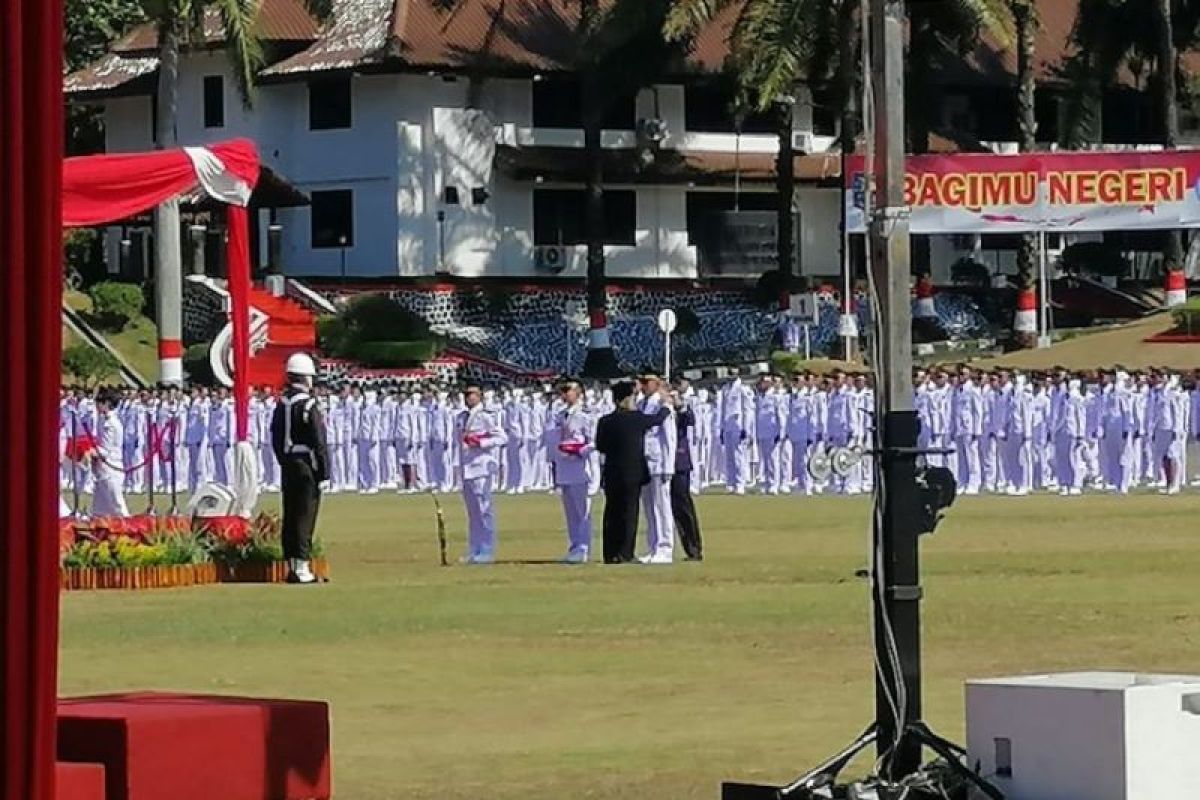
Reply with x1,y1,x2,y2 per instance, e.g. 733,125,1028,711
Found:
285,352,317,377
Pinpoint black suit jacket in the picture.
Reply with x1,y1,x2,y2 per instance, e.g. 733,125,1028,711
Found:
595,406,670,488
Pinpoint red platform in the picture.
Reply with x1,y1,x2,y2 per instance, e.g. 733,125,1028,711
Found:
56,762,106,800
57,692,331,800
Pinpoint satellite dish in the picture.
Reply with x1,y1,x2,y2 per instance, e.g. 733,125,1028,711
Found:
808,449,832,482
830,446,864,478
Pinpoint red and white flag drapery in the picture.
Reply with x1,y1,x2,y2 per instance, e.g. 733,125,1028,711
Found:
61,138,259,442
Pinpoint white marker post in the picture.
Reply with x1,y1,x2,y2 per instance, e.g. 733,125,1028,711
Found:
787,292,819,362
657,308,678,382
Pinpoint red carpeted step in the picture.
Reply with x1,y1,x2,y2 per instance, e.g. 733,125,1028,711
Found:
57,692,331,800
56,762,106,800
247,288,319,386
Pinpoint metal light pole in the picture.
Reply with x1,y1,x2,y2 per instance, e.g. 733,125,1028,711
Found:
868,0,922,780
723,5,1001,796
338,234,348,285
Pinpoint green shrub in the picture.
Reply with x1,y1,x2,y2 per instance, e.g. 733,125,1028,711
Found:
87,281,144,330
316,315,352,357
352,340,442,368
341,293,431,343
63,343,120,386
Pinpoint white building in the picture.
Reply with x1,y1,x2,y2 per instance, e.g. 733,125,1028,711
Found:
66,0,850,284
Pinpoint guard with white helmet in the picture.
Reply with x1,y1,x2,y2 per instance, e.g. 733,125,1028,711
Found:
271,352,328,584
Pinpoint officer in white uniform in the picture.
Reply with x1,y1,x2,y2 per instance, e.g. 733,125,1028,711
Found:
548,380,595,563
457,384,508,564
90,390,130,518
639,372,677,564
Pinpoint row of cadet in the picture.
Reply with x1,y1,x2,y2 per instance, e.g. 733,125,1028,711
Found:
59,364,1200,511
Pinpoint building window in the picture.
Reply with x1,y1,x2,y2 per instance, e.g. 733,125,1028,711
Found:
532,77,636,129
203,75,225,128
685,191,777,245
533,189,636,246
310,190,354,249
308,75,352,130
684,82,775,134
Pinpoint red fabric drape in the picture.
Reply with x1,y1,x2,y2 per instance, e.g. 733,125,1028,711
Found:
227,206,251,441
1,0,64,799
61,140,260,442
62,140,259,227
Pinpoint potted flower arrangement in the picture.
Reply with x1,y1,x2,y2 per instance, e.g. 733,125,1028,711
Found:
59,513,327,591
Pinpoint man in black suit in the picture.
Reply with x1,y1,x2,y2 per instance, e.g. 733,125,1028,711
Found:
670,391,703,560
595,380,671,563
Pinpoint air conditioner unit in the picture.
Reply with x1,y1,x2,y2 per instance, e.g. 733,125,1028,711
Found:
534,245,567,273
791,131,814,153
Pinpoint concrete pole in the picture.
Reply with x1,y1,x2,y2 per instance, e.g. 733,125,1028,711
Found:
869,0,922,781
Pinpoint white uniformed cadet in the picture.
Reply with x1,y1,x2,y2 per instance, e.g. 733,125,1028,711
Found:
270,353,329,585
90,389,130,518
548,380,595,563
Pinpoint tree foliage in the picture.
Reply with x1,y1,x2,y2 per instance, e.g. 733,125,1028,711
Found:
65,0,147,71
63,344,122,387
88,281,146,331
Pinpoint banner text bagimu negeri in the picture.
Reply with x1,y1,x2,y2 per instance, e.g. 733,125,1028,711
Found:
845,151,1200,233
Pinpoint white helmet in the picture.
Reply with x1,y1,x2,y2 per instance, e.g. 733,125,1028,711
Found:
285,352,317,377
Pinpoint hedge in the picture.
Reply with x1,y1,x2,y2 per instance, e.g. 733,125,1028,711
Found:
87,281,145,331
351,340,442,368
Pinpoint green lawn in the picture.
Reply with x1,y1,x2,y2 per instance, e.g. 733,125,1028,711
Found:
58,492,1200,799
64,289,159,383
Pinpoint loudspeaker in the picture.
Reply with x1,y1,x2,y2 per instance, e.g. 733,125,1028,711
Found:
808,448,832,482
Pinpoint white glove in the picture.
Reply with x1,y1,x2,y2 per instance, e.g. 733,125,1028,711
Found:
318,480,331,492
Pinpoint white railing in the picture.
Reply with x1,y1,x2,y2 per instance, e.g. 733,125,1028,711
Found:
285,277,338,316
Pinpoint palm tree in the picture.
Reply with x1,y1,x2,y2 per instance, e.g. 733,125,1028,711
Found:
667,0,853,320
579,0,689,378
1062,0,1197,296
1010,0,1039,348
142,0,329,384
667,0,1009,293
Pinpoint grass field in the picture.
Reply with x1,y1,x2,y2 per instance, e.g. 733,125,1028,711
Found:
59,492,1200,799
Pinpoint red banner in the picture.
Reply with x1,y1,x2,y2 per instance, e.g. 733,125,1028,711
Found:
845,150,1200,233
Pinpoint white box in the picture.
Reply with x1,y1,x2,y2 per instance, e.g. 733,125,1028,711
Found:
966,672,1200,800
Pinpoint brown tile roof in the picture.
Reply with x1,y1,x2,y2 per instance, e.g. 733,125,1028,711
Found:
263,0,395,75
63,52,159,99
266,0,746,77
113,0,320,53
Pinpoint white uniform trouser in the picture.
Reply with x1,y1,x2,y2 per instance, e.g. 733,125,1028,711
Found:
1006,437,1032,493
261,442,279,488
559,483,591,556
723,431,749,491
211,444,230,485
640,475,674,560
327,440,344,490
505,440,523,491
757,437,783,493
187,443,208,491
520,438,540,491
1153,430,1183,490
124,442,144,492
339,441,355,491
463,474,497,559
380,440,397,487
1055,435,1084,490
1100,428,1126,491
955,434,981,493
91,466,129,517
358,440,379,490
